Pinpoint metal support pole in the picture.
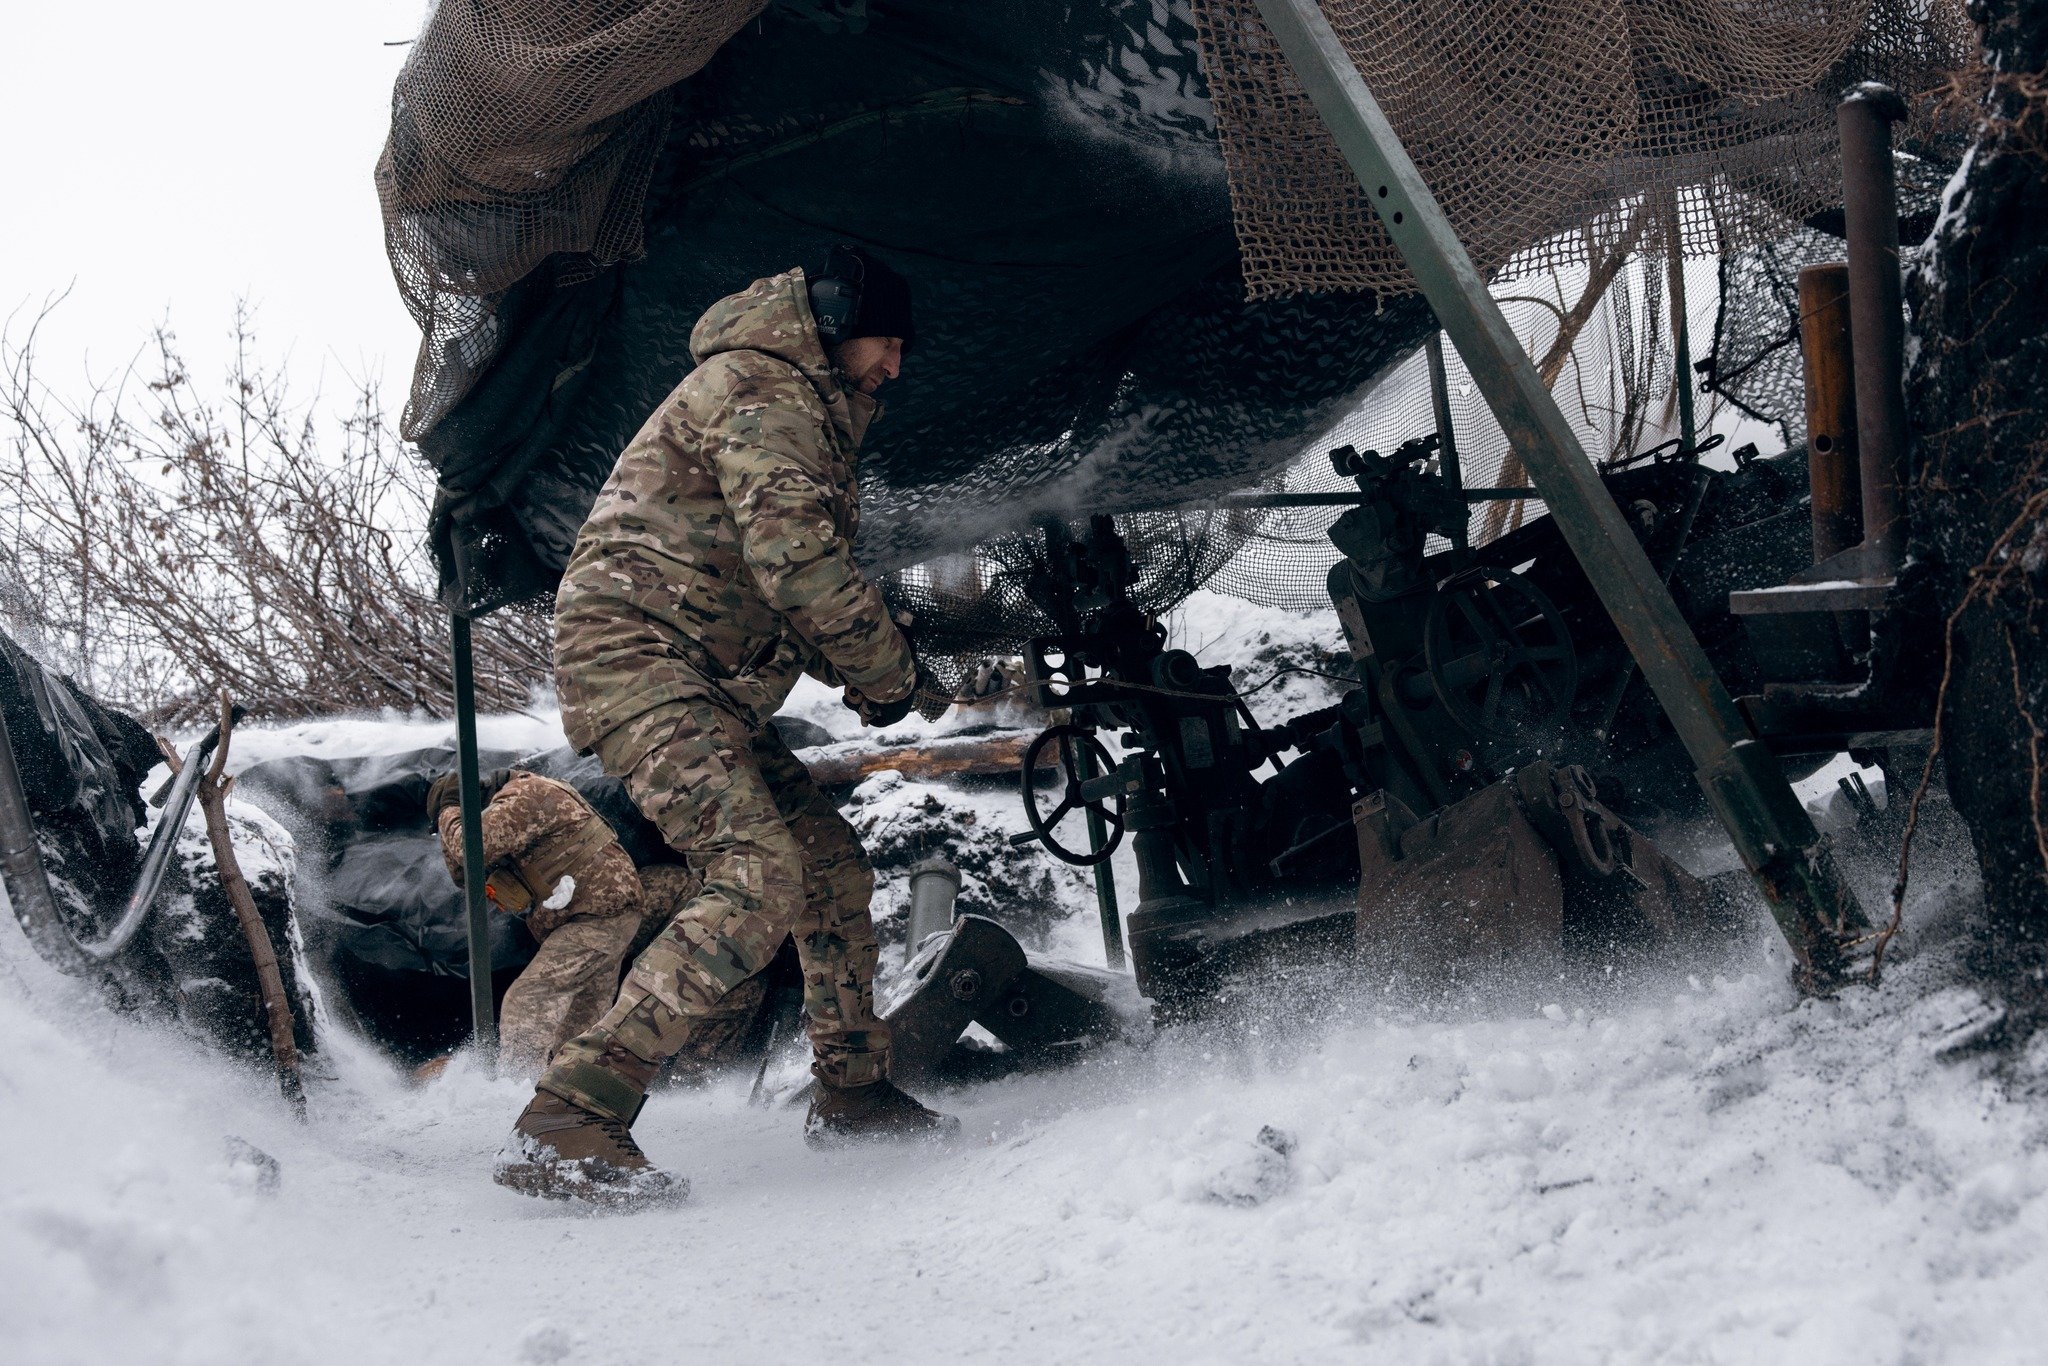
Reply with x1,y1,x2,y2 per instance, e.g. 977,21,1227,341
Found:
1424,331,1469,550
449,613,497,1056
1799,262,1863,561
1663,197,1699,456
1839,83,1910,573
1068,732,1125,968
1253,0,1867,985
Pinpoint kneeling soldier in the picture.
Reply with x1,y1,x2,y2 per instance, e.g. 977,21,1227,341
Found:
427,768,647,1074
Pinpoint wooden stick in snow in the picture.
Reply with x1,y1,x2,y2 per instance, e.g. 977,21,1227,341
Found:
162,689,305,1113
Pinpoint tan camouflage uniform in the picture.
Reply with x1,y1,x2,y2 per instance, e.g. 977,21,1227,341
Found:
436,771,645,1072
631,863,770,1082
538,269,915,1125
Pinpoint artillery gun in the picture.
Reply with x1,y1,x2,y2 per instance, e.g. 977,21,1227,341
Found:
993,428,1823,1012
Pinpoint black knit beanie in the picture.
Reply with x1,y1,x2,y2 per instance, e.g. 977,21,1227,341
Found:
810,245,916,354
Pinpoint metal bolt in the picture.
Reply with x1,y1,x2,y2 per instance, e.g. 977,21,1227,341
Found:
948,968,982,1001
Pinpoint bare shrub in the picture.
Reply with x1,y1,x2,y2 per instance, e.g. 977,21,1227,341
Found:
0,297,551,724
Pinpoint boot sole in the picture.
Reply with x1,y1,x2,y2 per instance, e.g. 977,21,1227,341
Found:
494,1161,690,1211
803,1119,963,1151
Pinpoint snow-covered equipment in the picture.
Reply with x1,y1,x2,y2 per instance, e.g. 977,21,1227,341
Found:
0,628,320,1064
0,638,239,972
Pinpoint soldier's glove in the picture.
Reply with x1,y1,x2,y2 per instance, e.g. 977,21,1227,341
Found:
852,687,918,729
847,660,946,729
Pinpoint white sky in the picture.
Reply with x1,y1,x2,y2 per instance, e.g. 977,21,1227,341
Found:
1,2,426,407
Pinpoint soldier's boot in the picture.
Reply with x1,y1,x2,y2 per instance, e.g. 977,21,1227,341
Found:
500,971,711,1207
804,1078,961,1148
493,1088,687,1210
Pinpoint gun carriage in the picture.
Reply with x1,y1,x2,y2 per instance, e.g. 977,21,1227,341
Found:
986,426,1832,1014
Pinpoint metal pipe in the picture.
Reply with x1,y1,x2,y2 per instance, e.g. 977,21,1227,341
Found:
87,730,215,962
904,854,962,961
1839,82,1910,572
450,613,497,1057
1071,734,1125,968
1425,331,1470,551
1798,262,1863,562
1253,0,1867,986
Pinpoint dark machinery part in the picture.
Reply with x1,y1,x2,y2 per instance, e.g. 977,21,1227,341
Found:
1001,293,1845,1005
883,914,1124,1086
1729,84,1936,767
1254,0,1866,989
903,853,964,961
1422,567,1578,743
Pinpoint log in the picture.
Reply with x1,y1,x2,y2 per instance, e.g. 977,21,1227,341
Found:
798,732,1056,786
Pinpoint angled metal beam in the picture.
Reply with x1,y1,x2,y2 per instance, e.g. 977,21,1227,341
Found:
450,613,498,1057
1252,0,1868,986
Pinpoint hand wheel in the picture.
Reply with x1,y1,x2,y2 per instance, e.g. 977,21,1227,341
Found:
1018,725,1126,866
1423,567,1578,742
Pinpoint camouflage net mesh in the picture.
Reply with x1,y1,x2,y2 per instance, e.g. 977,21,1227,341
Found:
379,0,1976,658
377,0,769,439
1705,144,1964,443
1187,0,1973,298
882,506,1269,691
885,248,1691,647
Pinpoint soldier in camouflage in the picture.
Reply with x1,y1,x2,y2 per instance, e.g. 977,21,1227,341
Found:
427,769,649,1073
495,247,956,1209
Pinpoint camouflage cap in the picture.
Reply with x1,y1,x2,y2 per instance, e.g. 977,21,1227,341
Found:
424,766,521,819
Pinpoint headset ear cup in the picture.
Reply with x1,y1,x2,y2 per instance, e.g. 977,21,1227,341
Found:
811,276,860,346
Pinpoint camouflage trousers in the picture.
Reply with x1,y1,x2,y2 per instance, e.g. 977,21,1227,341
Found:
540,699,887,1122
498,912,647,1074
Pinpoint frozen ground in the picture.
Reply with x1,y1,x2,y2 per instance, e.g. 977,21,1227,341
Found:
6,597,2048,1364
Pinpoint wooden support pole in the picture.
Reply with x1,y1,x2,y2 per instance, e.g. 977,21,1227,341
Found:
1799,262,1862,561
1664,196,1700,456
169,691,304,1113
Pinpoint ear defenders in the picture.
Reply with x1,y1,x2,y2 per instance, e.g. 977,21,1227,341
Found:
809,246,868,348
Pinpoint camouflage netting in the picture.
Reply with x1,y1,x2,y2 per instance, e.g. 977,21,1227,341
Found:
1188,0,1974,298
1706,142,1966,444
376,1,1974,633
885,506,1270,666
378,0,769,438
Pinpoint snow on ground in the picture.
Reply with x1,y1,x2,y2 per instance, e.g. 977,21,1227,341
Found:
5,812,2046,1363
7,597,2048,1364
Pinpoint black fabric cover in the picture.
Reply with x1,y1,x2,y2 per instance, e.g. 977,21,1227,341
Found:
0,630,159,928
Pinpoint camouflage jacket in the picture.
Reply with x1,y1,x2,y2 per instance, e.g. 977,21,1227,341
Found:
553,269,916,752
435,772,641,939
